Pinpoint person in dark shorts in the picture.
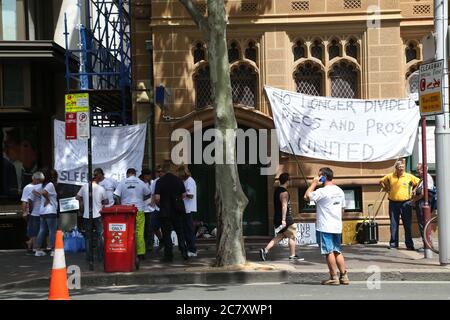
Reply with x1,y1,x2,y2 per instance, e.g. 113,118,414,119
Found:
259,172,303,261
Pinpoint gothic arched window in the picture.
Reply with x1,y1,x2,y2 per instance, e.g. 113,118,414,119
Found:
193,42,206,64
294,62,323,96
330,61,358,98
311,40,324,63
230,64,257,107
245,41,257,63
406,42,418,63
293,40,306,61
194,65,213,109
328,39,341,60
346,38,358,60
228,41,240,63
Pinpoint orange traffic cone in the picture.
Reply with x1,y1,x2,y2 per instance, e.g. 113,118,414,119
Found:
48,230,69,300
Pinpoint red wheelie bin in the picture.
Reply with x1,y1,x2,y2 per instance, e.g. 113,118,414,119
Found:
101,205,138,272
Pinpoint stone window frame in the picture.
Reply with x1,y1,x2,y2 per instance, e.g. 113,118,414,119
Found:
291,36,362,98
192,38,261,109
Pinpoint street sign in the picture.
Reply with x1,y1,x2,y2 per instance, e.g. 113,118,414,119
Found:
65,93,90,140
419,60,444,116
65,112,77,140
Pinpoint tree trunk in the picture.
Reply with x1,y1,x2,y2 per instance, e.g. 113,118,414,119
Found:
178,0,248,266
207,0,248,267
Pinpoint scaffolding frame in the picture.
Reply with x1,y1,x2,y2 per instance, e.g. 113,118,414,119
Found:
64,0,131,126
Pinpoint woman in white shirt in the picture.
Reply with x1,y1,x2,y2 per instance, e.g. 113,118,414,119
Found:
34,168,59,257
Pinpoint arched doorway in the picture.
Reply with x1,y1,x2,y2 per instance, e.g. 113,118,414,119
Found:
188,125,268,236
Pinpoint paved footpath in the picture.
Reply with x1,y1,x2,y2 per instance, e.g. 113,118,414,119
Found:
1,238,449,290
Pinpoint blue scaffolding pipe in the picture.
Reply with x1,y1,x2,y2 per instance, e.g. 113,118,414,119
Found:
64,0,131,126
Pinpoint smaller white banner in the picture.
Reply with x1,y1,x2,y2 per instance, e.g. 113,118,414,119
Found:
279,223,317,246
109,223,126,232
59,197,80,213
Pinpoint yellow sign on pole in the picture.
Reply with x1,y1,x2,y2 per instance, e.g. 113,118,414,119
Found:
65,93,89,113
419,60,444,116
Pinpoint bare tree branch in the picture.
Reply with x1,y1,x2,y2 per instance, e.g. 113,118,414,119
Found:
178,0,210,36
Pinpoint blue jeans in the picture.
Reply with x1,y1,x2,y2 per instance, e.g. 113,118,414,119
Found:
84,217,104,261
389,201,414,249
36,214,58,249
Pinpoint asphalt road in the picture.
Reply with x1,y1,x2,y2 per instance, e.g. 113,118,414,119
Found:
1,282,450,300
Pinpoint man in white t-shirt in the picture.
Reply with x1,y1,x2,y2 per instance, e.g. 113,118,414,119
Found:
21,171,44,253
94,168,117,208
304,167,349,286
76,178,108,261
114,168,151,259
178,165,197,257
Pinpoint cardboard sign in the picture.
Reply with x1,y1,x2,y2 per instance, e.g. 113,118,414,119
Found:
59,197,80,213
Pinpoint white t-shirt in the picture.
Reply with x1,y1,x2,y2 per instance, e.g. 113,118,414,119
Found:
416,173,434,195
149,178,160,212
98,177,117,207
114,175,151,211
27,184,43,217
77,183,107,219
21,183,34,214
183,177,197,213
309,184,346,234
39,182,58,215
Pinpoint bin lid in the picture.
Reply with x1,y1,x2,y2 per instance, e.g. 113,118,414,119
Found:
100,205,138,215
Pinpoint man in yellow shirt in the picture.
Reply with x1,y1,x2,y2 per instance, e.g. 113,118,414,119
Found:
380,160,420,250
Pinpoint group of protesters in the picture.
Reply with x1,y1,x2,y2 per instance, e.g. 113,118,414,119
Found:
20,163,198,262
259,159,435,286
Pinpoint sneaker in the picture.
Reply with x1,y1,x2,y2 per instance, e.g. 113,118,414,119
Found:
35,250,46,257
259,248,267,261
187,251,197,257
416,248,425,253
339,271,350,285
289,255,305,261
321,276,340,285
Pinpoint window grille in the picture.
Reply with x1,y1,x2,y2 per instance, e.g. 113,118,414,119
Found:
241,2,258,13
408,71,420,95
291,1,309,11
195,2,207,15
195,66,214,109
330,62,358,98
294,62,323,96
231,64,257,107
413,5,431,15
344,0,361,9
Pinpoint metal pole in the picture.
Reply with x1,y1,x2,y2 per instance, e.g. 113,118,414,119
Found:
420,117,433,258
434,0,450,265
88,99,94,271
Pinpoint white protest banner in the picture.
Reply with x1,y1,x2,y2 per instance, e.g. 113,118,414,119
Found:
54,120,147,185
264,86,420,162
